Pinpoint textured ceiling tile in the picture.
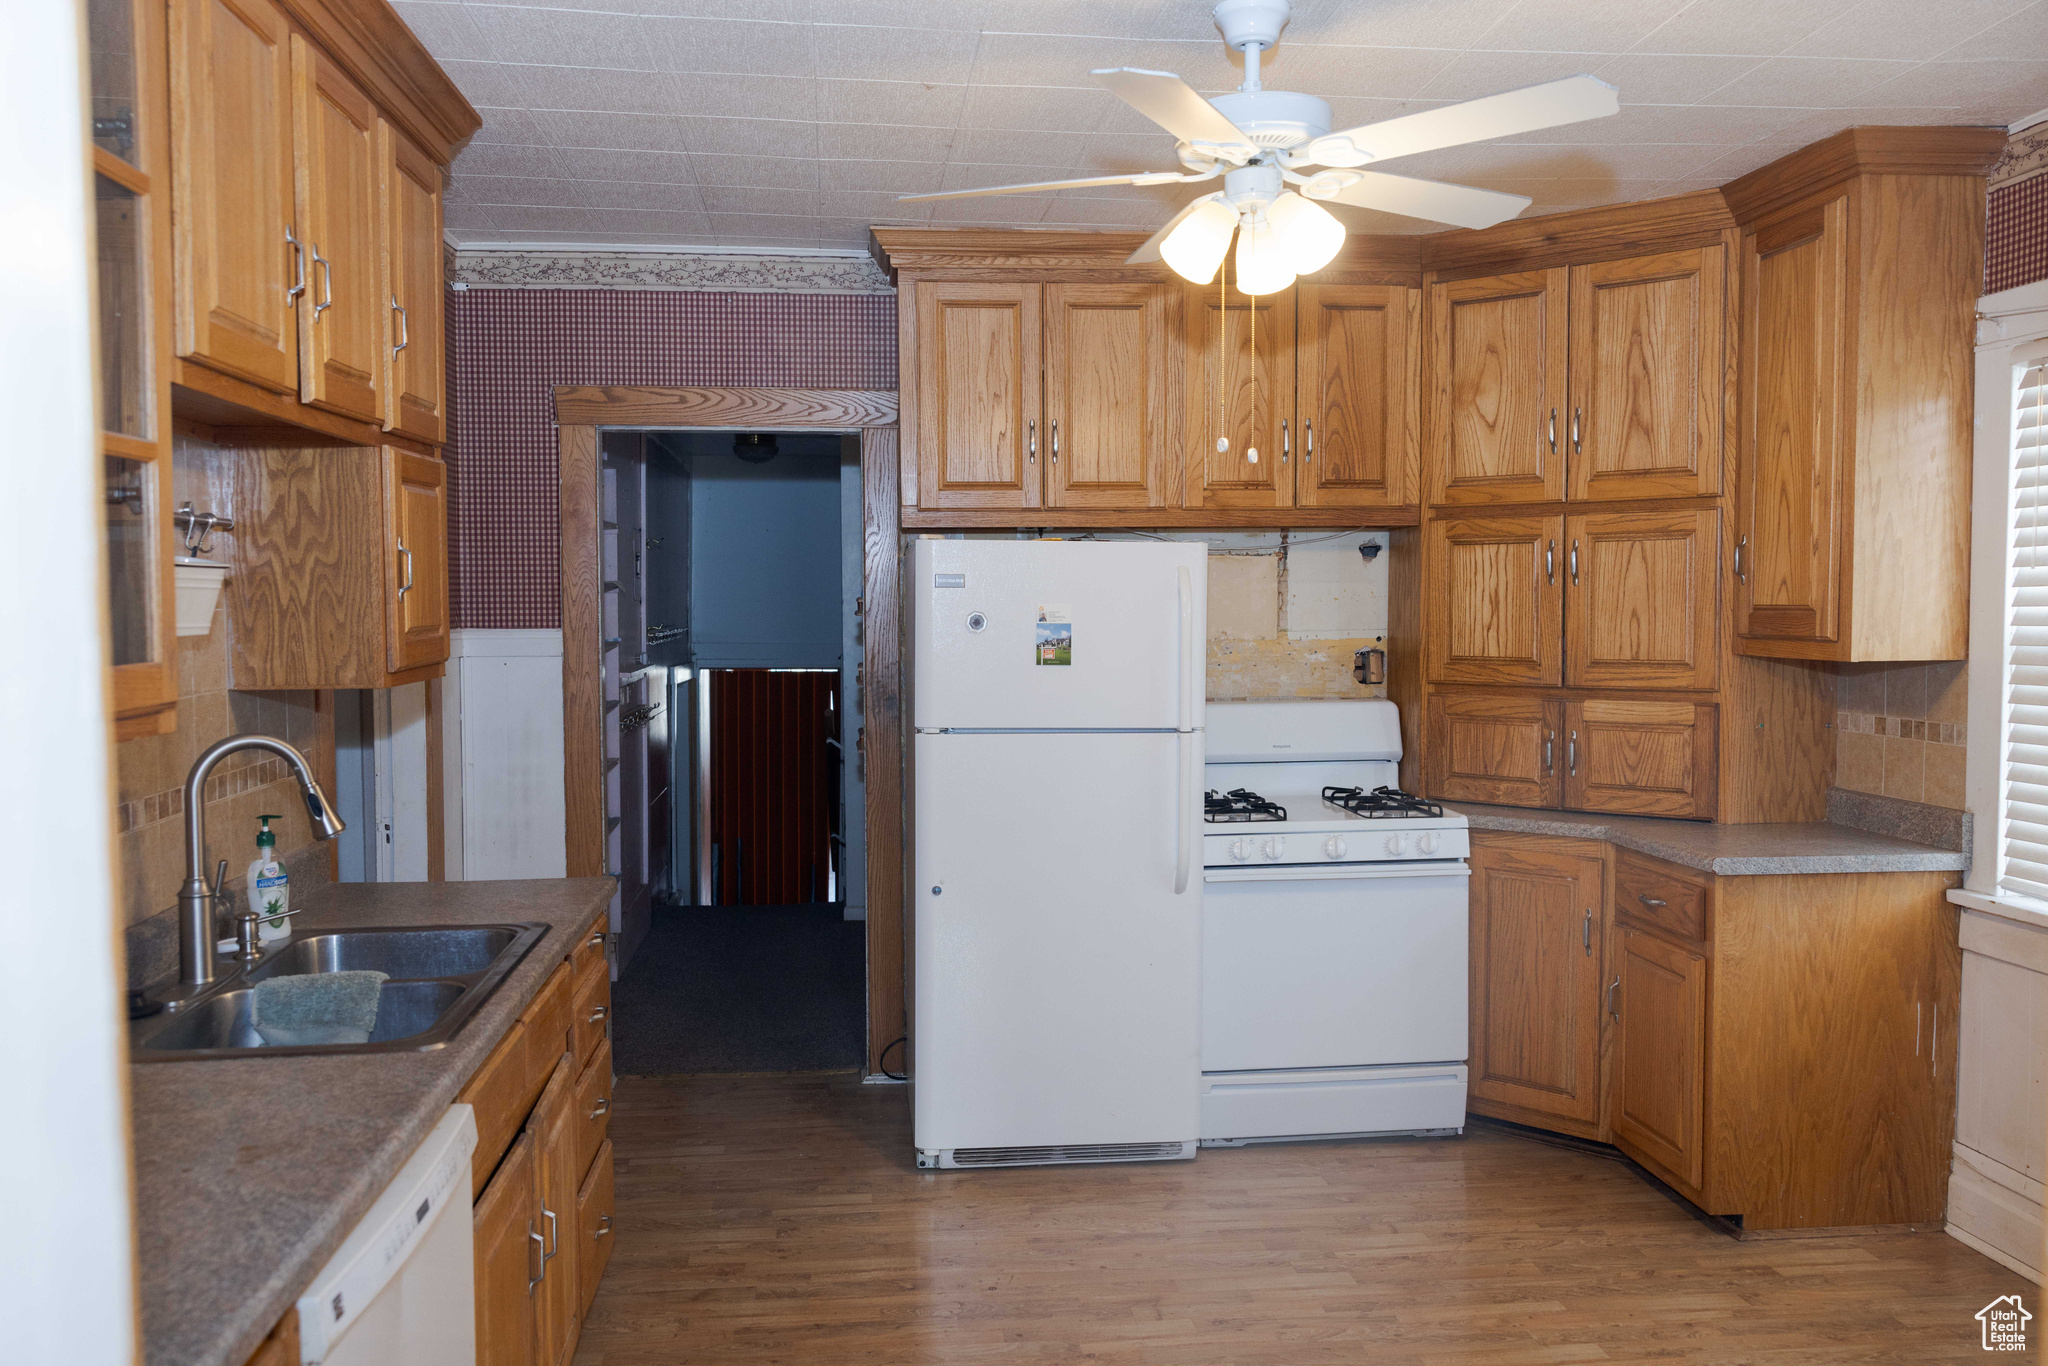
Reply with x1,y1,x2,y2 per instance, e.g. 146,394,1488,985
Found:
1938,0,2048,59
442,203,497,230
970,32,1148,87
1407,140,1722,183
451,141,572,181
668,73,821,121
1470,0,1691,54
1418,50,1618,103
1696,56,1925,108
1767,105,1970,145
817,158,948,192
937,159,1079,190
962,84,1121,133
468,6,656,71
465,174,590,208
391,3,493,63
705,212,818,236
537,110,692,153
820,78,969,127
691,153,824,189
1281,0,1519,49
643,16,815,77
1591,53,1767,106
930,194,1057,222
439,60,528,109
1628,0,1856,57
1493,100,1807,145
1319,96,1452,134
1790,0,2034,62
700,185,820,216
820,121,957,160
818,188,939,219
953,126,1176,170
1256,43,1462,101
579,180,708,213
683,116,822,159
1681,141,1815,181
1862,59,2048,116
500,64,682,116
466,106,550,146
484,205,611,232
818,25,982,85
980,0,1169,39
1126,37,1245,92
561,146,696,184
1038,196,1170,226
590,208,716,234
809,0,990,29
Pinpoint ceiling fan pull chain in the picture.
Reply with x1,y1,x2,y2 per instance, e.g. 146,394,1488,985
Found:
1215,248,1229,454
1246,282,1259,465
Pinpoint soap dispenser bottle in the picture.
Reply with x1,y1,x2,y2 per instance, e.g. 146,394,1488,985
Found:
246,814,291,943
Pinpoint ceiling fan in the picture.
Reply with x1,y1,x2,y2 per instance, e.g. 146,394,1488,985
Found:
900,0,1620,295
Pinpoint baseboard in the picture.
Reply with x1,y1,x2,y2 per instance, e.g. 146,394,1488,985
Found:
1948,1148,2045,1282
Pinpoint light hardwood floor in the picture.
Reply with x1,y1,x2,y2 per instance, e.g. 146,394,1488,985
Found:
573,1072,2034,1364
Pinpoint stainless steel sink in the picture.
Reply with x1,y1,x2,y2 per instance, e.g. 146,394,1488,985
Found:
132,923,547,1061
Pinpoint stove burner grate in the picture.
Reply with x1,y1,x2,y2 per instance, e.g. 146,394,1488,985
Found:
1205,788,1288,823
1322,785,1446,819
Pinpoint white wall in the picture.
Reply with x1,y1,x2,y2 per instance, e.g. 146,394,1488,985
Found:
0,3,141,1358
443,630,568,880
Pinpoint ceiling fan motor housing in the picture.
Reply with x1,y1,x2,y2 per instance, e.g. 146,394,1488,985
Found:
1209,89,1331,151
1213,0,1290,53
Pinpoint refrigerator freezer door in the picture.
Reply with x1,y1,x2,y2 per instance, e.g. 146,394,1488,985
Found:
913,539,1206,732
913,731,1202,1153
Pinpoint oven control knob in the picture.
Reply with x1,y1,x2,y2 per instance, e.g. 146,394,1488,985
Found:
1230,837,1251,862
1419,832,1439,855
1262,836,1286,861
1324,836,1346,860
1385,833,1406,856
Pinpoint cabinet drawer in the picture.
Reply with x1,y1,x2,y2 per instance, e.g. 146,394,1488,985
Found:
576,1138,616,1318
572,951,611,1068
1563,700,1717,820
457,1016,530,1201
573,916,609,984
574,1036,612,1183
1426,693,1562,808
524,960,574,1083
1614,849,1712,946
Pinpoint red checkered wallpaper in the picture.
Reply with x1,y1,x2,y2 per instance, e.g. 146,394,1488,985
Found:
447,289,896,629
1988,173,2048,295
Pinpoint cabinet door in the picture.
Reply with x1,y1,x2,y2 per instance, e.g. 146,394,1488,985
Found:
381,121,444,442
1428,270,1567,505
1567,247,1726,500
1182,284,1295,510
292,33,383,421
1564,509,1719,691
914,282,1041,510
473,1128,538,1366
1613,926,1708,1193
1426,693,1563,808
1425,514,1565,686
384,449,449,672
575,1138,616,1318
532,1053,581,1366
1043,282,1174,509
1296,282,1419,509
1737,198,1848,648
1468,839,1607,1125
1563,700,1717,819
169,0,298,391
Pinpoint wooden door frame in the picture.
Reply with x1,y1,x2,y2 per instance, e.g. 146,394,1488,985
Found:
554,385,903,1076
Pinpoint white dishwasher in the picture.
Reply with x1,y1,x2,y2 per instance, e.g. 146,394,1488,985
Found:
297,1104,477,1366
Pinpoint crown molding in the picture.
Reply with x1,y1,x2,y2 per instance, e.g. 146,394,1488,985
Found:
1720,125,2008,225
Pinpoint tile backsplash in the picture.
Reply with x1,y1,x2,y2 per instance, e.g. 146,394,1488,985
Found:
1833,661,1967,810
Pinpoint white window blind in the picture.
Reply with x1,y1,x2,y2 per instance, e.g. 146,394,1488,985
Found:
2005,360,2048,901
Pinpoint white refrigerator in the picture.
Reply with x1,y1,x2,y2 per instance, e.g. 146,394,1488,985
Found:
910,539,1206,1169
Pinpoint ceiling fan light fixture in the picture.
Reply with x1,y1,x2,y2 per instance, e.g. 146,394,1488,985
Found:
1232,216,1296,296
1266,191,1345,275
1160,195,1239,285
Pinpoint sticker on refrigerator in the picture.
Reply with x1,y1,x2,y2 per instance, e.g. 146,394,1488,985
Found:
1035,605,1072,666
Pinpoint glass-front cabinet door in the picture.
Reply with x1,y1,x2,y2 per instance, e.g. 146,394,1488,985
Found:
89,0,177,738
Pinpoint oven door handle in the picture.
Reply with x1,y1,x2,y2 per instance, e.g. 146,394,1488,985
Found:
1204,863,1471,884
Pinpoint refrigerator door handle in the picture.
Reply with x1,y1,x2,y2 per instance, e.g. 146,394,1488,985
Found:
1176,565,1194,733
1175,731,1194,895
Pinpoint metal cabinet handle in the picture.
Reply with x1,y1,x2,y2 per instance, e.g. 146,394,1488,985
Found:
285,227,306,303
1545,539,1555,585
1567,730,1578,776
1027,420,1036,463
595,1215,613,1239
589,1096,611,1119
1607,975,1620,1020
1548,407,1557,451
1304,419,1313,463
1571,405,1582,453
1583,910,1593,956
1637,894,1668,908
1734,535,1747,583
589,1005,608,1023
1569,538,1579,586
311,245,332,316
542,1207,559,1261
1543,729,1554,774
1281,418,1290,462
588,930,607,949
397,541,413,598
391,294,408,353
1050,419,1059,465
527,1222,544,1293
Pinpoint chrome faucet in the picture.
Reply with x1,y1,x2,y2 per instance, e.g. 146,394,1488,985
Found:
163,734,346,1006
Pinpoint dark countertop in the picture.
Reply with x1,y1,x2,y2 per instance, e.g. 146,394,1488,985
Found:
130,877,614,1366
1445,804,1968,875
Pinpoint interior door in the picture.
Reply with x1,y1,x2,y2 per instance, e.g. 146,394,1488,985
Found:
384,448,448,672
1468,839,1606,1125
1425,513,1565,686
1613,925,1708,1191
914,281,1041,510
1043,282,1174,509
1567,247,1726,500
292,33,383,420
1296,281,1419,508
1737,197,1847,647
381,120,444,442
1182,283,1295,510
169,0,298,390
1564,509,1719,691
1428,269,1568,504
1425,692,1563,808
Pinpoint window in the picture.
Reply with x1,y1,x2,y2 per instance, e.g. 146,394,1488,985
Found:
2004,357,2048,902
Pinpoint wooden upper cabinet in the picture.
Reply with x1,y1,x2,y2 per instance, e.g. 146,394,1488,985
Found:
1736,198,1847,650
1428,269,1567,505
1612,925,1708,1193
1183,285,1296,510
381,121,445,442
1468,838,1607,1127
169,0,298,392
1425,514,1564,686
292,33,383,422
385,450,449,673
1043,282,1174,509
1296,282,1419,509
915,282,1042,511
1567,247,1726,501
1564,509,1719,691
1563,699,1717,820
1426,692,1561,808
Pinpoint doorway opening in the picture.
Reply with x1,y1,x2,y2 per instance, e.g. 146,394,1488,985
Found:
599,428,866,1074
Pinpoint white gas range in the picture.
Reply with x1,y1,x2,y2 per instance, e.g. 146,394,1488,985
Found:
1200,699,1470,1146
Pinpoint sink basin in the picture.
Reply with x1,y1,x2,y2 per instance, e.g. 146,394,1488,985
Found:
132,922,547,1061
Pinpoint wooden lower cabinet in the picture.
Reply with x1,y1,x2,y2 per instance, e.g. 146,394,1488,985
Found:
1426,693,1561,807
533,1054,582,1366
1467,835,1962,1230
1467,836,1607,1135
577,1139,617,1317
474,1129,539,1366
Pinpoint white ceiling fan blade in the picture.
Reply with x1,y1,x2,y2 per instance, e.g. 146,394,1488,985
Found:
1300,75,1620,168
1093,67,1255,155
1314,172,1532,230
1126,192,1227,265
899,171,1193,203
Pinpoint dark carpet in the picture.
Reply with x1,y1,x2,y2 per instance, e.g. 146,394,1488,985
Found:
610,903,866,1075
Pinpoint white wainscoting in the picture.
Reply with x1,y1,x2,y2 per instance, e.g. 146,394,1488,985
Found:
444,629,567,881
1948,907,2048,1282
